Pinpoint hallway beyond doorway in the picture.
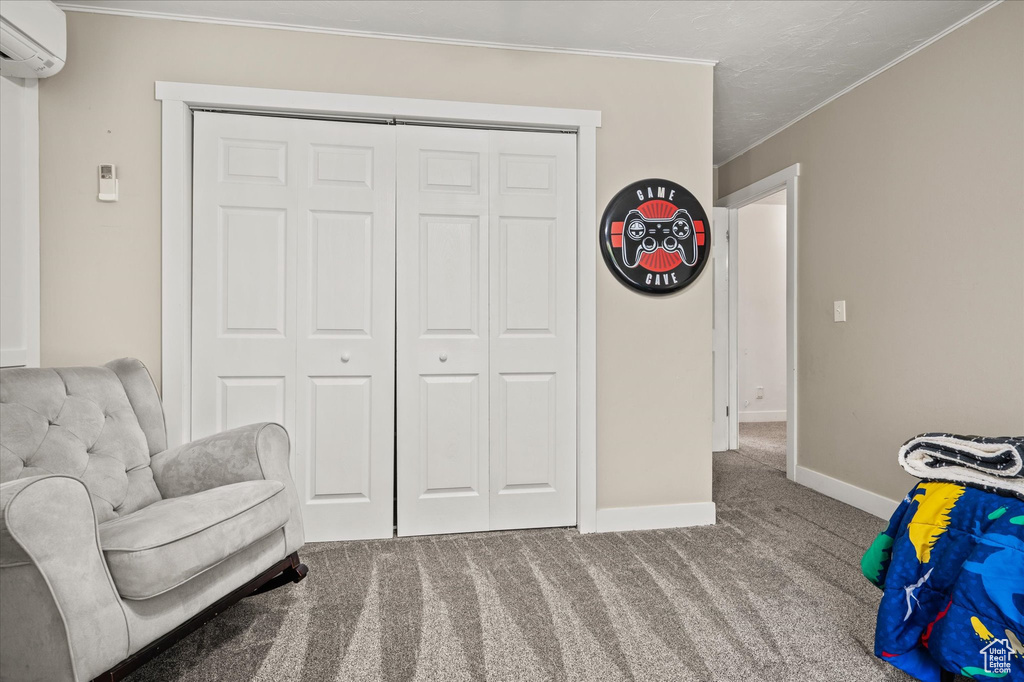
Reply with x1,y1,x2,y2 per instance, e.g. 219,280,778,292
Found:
735,421,786,472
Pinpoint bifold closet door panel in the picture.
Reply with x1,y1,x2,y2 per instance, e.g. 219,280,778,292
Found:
192,113,298,448
396,126,491,537
294,118,396,542
487,130,577,531
192,112,397,542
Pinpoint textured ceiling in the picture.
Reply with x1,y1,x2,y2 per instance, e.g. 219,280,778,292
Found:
57,0,990,164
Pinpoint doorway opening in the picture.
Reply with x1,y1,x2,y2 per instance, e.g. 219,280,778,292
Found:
735,191,787,469
712,164,800,480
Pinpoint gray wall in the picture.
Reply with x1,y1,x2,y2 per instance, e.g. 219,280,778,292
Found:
38,12,714,511
718,1,1024,501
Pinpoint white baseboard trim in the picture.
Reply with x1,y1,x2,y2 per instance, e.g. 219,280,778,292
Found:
738,410,786,423
794,466,900,520
594,501,717,533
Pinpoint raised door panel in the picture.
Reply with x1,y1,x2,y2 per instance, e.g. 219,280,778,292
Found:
421,215,480,336
219,138,287,185
216,376,287,432
420,375,482,495
499,153,556,195
220,207,287,336
309,210,373,338
310,376,372,499
494,373,557,492
499,217,556,336
420,150,480,193
310,144,373,188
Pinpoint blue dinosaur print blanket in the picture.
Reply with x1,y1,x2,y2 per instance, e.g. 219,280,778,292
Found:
863,482,1024,680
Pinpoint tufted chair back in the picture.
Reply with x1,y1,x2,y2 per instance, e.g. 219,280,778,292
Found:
0,358,168,523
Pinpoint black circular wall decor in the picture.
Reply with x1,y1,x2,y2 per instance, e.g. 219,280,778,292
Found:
600,179,710,294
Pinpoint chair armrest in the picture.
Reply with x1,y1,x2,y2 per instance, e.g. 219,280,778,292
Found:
150,423,304,553
1,475,129,682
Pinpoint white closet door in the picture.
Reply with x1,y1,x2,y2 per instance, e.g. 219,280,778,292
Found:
396,126,577,536
192,112,396,541
294,118,396,541
396,126,491,536
488,130,577,530
193,113,298,445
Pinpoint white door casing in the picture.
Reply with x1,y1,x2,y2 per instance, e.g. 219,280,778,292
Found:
192,112,397,541
714,163,800,477
711,207,729,452
396,126,577,536
0,76,40,369
160,83,601,534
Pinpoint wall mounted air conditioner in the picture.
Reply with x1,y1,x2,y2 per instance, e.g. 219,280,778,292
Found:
0,0,66,79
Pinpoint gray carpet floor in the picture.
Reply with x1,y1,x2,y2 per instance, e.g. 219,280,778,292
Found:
736,421,788,472
128,428,914,682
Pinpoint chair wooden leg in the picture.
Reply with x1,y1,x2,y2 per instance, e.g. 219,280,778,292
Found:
290,560,310,582
251,551,308,596
939,670,957,682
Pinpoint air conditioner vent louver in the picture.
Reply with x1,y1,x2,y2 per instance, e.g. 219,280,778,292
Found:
0,1,66,79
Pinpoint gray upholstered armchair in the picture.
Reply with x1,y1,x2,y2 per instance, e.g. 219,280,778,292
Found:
0,358,307,682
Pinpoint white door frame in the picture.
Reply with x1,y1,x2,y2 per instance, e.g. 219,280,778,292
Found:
715,163,800,480
710,207,730,452
0,77,40,369
155,81,602,533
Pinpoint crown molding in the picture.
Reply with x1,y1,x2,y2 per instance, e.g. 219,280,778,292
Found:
58,1,998,168
55,3,718,67
714,0,1003,168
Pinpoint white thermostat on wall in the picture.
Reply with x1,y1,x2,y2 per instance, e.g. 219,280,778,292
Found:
98,164,118,202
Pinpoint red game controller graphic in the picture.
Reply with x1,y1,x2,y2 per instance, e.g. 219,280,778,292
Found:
601,180,709,294
620,207,699,269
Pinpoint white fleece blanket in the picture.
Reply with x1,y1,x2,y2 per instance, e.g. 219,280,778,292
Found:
898,434,1024,501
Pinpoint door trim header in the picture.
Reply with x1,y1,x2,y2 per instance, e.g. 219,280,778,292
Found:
156,81,601,129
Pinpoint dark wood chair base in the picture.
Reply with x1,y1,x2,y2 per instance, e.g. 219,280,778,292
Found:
253,556,309,595
90,552,308,682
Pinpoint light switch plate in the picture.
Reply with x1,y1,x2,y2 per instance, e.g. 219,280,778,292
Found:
834,300,846,322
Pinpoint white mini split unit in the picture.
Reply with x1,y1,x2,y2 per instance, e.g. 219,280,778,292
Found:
0,0,66,79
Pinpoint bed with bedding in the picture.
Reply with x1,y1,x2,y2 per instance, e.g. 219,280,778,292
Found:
863,435,1024,681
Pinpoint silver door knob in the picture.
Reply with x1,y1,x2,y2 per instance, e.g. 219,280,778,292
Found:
340,352,350,363
439,352,448,362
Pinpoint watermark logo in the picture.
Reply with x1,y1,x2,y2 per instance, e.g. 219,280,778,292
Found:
981,639,1013,676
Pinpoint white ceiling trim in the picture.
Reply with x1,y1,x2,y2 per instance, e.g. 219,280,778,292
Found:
56,3,719,66
714,0,1002,168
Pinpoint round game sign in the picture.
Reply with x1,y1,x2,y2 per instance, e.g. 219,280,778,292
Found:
600,179,710,294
